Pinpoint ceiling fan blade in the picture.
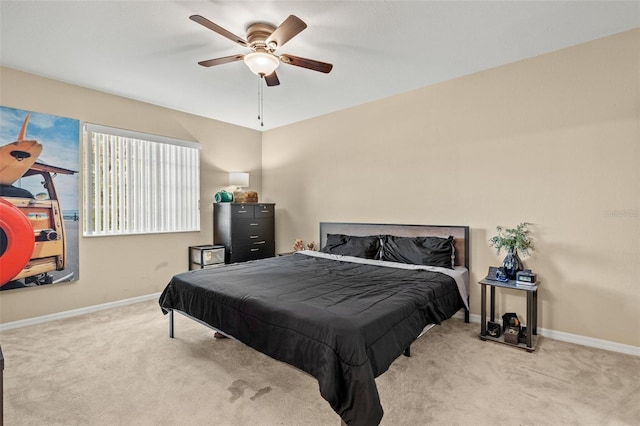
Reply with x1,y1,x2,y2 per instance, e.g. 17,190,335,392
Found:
266,15,307,49
264,71,280,87
197,54,244,67
190,15,248,47
280,54,333,74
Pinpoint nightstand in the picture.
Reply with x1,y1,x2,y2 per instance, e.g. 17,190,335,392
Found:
189,245,225,270
478,278,539,351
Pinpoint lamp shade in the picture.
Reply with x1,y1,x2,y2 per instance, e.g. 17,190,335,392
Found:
244,51,279,76
229,172,249,188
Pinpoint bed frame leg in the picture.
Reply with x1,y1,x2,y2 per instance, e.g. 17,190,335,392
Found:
403,346,411,357
464,307,470,323
169,309,174,338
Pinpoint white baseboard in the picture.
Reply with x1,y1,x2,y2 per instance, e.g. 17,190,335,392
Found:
2,299,638,357
454,311,640,357
0,292,161,332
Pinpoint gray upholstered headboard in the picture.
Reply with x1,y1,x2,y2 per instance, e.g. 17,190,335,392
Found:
319,222,470,269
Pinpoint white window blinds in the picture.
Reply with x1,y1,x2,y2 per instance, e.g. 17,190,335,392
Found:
83,123,200,236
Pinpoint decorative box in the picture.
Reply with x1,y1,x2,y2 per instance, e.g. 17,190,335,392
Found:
233,191,259,203
504,328,520,344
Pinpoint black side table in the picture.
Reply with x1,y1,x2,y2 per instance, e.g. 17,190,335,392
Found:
478,278,539,351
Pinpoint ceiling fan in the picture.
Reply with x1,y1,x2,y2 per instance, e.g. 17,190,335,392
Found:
190,14,333,87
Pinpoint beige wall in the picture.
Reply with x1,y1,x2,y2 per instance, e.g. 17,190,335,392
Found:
2,29,638,348
0,67,262,323
262,29,640,347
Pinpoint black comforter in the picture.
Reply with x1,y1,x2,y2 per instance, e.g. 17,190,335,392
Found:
159,253,463,425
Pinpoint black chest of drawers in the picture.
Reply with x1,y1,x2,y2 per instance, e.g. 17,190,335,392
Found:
213,203,275,263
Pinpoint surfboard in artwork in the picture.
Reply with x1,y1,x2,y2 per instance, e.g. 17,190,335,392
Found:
0,114,43,185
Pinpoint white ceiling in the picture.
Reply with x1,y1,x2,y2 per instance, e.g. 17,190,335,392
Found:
1,1,638,131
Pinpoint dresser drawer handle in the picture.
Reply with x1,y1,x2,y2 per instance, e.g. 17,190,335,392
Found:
250,223,259,226
250,235,259,239
253,241,266,245
260,210,269,213
250,248,259,252
237,210,247,214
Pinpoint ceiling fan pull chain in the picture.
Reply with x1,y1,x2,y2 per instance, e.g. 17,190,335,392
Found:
259,75,264,127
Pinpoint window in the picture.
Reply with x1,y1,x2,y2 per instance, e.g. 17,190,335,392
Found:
83,123,200,236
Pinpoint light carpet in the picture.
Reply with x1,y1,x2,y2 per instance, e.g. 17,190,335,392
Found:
1,299,639,425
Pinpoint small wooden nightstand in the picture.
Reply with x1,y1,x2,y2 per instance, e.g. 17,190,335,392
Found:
478,278,539,351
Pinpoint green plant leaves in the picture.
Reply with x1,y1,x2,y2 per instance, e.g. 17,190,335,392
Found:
488,222,534,256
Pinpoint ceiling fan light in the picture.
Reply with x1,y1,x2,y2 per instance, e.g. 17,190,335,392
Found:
244,51,279,76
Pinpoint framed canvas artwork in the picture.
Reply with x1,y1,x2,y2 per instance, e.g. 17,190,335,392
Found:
0,106,80,290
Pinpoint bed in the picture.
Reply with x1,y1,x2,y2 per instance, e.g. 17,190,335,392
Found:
159,222,470,425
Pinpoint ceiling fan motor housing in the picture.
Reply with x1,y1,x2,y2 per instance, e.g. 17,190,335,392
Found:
247,23,277,52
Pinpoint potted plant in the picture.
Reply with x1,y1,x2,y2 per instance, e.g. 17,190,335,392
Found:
489,222,534,279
